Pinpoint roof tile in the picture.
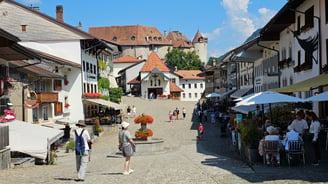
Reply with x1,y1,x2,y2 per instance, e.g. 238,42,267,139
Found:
140,52,170,72
113,55,141,63
174,70,205,79
170,81,184,92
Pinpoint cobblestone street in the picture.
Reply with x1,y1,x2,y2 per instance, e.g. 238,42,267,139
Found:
1,96,328,184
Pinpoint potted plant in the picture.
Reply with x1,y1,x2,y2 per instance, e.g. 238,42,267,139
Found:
134,114,154,140
239,118,262,163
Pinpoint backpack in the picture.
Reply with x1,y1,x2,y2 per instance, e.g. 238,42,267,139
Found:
75,129,85,156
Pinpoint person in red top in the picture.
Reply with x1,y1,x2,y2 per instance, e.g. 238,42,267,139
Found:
198,123,204,139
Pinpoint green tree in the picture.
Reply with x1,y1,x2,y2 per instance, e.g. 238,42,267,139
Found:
108,88,123,103
98,78,110,93
207,57,219,66
165,48,202,70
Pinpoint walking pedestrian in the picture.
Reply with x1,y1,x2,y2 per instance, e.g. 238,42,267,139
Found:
132,105,137,117
182,107,186,119
127,106,131,118
74,120,91,182
175,107,180,120
198,123,204,139
169,110,173,123
307,111,321,166
118,122,136,175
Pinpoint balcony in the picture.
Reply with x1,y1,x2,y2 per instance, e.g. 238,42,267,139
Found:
36,92,58,103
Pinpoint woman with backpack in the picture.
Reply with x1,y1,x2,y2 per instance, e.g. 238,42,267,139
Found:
118,121,136,175
74,120,91,182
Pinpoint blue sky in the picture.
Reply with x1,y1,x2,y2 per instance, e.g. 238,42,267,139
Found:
16,0,287,60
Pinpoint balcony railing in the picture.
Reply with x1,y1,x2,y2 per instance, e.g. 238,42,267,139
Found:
36,92,58,103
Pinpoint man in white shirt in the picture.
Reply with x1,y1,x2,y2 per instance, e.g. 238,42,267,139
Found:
75,120,91,182
289,111,308,137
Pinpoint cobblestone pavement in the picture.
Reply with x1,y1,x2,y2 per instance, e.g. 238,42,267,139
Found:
1,96,328,184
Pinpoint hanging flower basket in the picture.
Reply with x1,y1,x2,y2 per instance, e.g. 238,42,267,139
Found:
134,114,154,124
64,80,69,85
64,103,70,108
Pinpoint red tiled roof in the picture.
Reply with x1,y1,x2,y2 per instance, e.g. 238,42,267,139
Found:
140,52,170,72
127,77,140,84
170,81,184,92
89,25,171,46
174,70,205,80
192,31,208,43
113,55,141,63
166,31,193,48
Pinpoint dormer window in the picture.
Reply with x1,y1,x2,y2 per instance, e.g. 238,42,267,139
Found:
21,25,27,32
154,37,157,41
112,36,117,42
131,36,136,40
158,37,162,41
149,37,152,41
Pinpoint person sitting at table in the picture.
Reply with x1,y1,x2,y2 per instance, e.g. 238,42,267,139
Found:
282,125,303,151
288,111,308,137
264,126,281,166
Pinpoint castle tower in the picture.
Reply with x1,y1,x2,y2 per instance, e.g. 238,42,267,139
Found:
192,30,208,64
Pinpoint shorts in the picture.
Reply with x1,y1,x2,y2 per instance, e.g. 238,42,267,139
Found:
122,144,134,157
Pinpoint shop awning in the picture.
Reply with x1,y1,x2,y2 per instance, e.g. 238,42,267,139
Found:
231,87,253,98
6,120,64,160
83,98,126,110
271,73,328,93
219,89,236,97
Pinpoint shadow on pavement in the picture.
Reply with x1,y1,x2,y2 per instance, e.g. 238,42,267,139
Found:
191,109,328,183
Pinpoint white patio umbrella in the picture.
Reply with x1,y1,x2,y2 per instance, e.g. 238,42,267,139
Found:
206,92,221,98
305,91,328,102
236,91,304,106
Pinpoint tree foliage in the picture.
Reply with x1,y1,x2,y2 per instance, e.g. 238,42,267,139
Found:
207,57,220,66
165,48,202,70
108,88,123,103
98,78,110,93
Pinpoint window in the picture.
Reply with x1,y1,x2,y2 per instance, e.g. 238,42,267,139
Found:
83,61,86,72
131,36,136,40
195,93,198,98
194,83,197,88
93,65,96,74
326,0,328,23
158,80,161,86
21,25,27,32
182,84,185,89
281,47,286,60
297,16,301,33
305,50,312,65
150,80,153,86
55,102,63,116
86,62,90,72
183,93,185,98
326,39,328,64
188,84,191,89
112,36,117,42
54,80,62,91
305,6,314,29
200,83,203,88
171,79,176,83
189,93,191,98
297,50,301,66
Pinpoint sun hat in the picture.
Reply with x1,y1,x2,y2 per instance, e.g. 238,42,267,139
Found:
76,120,87,127
121,121,130,129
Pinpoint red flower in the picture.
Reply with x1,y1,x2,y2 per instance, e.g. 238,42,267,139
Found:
134,114,154,124
64,80,69,85
135,128,153,139
64,103,70,107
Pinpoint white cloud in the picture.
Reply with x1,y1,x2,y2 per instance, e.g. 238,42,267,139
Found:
255,8,277,27
203,27,223,40
221,0,255,37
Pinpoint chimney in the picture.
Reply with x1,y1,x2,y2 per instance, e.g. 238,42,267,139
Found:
31,6,40,12
77,21,82,30
56,5,63,22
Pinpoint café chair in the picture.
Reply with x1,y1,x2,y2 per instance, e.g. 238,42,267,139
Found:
286,140,305,167
262,140,280,166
